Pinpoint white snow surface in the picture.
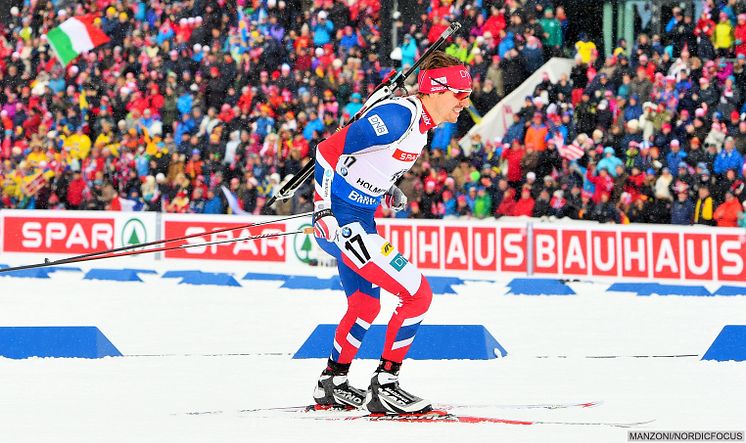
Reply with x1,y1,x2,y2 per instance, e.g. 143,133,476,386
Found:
0,258,745,443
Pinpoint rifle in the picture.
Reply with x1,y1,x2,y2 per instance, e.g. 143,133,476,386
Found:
263,22,462,211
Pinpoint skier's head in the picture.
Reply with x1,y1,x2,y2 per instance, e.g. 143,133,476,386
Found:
418,51,472,125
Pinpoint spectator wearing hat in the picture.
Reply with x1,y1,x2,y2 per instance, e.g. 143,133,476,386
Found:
694,185,715,225
597,147,624,177
675,161,695,190
586,161,615,204
666,139,688,177
540,9,562,58
512,185,535,217
714,137,745,178
671,189,694,224
524,112,549,152
713,190,743,226
714,12,734,57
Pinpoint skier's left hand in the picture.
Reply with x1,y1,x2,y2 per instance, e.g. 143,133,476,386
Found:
382,185,408,212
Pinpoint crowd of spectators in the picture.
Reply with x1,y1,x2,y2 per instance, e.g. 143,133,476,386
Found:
0,0,745,227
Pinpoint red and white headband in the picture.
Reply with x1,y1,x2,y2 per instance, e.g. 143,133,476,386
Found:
418,65,472,95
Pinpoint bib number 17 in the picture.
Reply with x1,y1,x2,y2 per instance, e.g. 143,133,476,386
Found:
344,234,371,265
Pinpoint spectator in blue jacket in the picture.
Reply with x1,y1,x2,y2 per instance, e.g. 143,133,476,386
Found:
623,95,643,123
312,10,334,46
400,34,418,68
503,113,525,146
597,147,624,177
671,190,694,224
714,137,745,177
666,139,688,177
203,189,225,214
521,36,545,74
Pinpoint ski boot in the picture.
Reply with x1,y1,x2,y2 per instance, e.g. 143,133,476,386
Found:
365,359,432,415
313,359,366,410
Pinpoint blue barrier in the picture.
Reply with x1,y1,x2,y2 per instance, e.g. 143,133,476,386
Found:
243,272,287,281
638,284,710,296
0,326,122,359
0,266,82,279
426,276,463,294
281,275,343,291
293,324,507,360
242,272,463,294
606,282,660,293
84,268,157,282
507,278,575,295
161,270,199,279
702,325,746,362
162,270,240,287
713,286,746,296
607,283,711,296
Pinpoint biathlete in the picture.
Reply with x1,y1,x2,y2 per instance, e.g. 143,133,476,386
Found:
311,52,472,415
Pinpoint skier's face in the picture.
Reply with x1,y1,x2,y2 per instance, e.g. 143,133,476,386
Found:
436,89,470,123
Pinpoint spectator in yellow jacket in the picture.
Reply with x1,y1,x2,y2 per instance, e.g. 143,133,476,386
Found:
713,11,734,56
60,126,91,161
694,186,715,225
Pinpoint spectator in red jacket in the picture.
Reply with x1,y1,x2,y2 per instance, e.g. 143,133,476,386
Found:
501,140,525,187
512,185,535,216
495,187,516,217
713,191,743,227
66,171,87,210
587,163,615,204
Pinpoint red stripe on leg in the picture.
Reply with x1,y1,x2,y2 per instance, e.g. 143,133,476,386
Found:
332,290,381,364
382,276,433,363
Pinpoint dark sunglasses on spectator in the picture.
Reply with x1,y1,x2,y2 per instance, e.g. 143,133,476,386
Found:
430,77,471,100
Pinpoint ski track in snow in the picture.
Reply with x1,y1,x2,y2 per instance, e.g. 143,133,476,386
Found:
0,260,744,442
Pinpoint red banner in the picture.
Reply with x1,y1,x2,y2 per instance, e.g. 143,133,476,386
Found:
3,216,115,254
2,209,743,283
162,220,286,261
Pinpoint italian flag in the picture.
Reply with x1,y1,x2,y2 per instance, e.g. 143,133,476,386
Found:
46,16,110,66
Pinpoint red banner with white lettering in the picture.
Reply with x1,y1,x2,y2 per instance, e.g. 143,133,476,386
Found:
162,219,286,262
2,210,744,283
3,216,116,254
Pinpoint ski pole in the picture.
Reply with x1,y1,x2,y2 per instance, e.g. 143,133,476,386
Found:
61,226,313,266
264,22,462,209
0,213,312,273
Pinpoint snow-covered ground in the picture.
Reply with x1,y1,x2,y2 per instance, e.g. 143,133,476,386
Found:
0,260,744,442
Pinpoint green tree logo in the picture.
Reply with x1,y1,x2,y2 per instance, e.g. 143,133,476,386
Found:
293,223,315,264
121,218,147,248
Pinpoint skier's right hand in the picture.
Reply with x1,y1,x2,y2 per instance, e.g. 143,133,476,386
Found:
382,185,408,212
313,208,339,241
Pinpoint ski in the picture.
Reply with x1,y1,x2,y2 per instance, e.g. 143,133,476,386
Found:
183,400,602,416
248,408,656,428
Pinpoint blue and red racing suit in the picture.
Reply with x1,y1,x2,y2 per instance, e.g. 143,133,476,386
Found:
313,96,437,364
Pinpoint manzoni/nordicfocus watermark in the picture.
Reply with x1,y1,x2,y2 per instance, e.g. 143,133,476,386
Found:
629,431,744,441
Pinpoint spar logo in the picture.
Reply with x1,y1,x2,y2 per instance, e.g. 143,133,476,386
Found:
393,148,418,162
162,220,285,261
3,216,115,254
292,223,315,264
121,218,147,247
